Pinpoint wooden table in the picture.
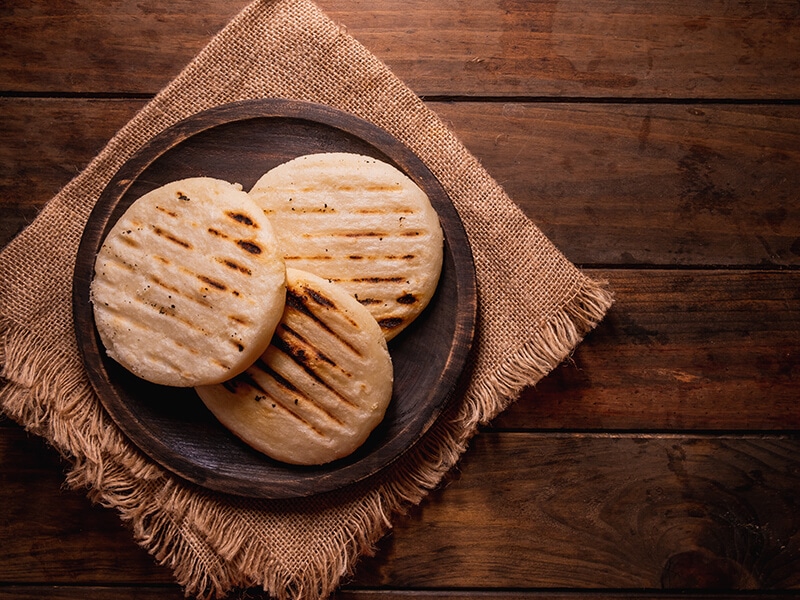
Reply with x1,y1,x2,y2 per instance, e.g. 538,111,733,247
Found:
2,1,798,598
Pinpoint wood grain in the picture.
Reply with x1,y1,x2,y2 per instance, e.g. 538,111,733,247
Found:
2,0,799,98
1,0,798,597
350,433,800,590
2,427,798,589
0,269,791,433
3,99,798,267
499,269,800,431
0,426,173,583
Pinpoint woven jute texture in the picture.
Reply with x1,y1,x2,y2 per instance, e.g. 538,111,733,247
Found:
0,0,613,598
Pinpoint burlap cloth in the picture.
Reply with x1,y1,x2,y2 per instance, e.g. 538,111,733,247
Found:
0,0,613,598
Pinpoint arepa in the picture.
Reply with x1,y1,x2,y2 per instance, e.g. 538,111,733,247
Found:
195,268,393,466
249,152,443,340
90,177,286,387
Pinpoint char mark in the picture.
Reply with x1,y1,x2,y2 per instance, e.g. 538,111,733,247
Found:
255,358,299,393
155,205,178,218
118,235,140,248
148,274,212,308
152,226,192,248
379,317,404,330
272,323,337,367
351,276,405,283
285,255,332,261
343,231,388,238
197,275,227,291
254,355,348,424
218,258,252,275
208,227,229,239
237,240,262,255
271,332,356,409
303,286,335,309
397,293,417,304
284,290,362,357
226,211,258,227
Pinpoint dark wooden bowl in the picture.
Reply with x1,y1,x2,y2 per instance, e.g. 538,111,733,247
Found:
72,99,477,499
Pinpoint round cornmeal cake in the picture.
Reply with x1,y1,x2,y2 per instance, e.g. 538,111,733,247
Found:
195,268,394,466
90,177,286,387
249,152,443,341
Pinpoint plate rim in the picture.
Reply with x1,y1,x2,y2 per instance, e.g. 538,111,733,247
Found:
72,98,477,498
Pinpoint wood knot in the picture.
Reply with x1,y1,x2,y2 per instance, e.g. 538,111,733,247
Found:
661,550,756,589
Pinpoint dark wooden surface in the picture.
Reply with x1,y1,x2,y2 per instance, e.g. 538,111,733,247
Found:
1,1,798,599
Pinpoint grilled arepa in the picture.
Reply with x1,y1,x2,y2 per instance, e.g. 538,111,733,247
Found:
195,268,393,466
249,152,443,340
90,177,286,387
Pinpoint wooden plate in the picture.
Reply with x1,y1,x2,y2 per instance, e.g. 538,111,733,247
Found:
72,99,476,499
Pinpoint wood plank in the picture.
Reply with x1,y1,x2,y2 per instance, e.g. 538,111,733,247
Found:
0,0,249,95
0,426,174,583
497,269,800,431
2,426,798,589
1,268,795,432
2,99,798,267
350,433,800,590
0,98,143,247
435,102,800,267
1,0,798,98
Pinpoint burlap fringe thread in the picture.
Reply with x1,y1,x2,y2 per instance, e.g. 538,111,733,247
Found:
0,275,611,600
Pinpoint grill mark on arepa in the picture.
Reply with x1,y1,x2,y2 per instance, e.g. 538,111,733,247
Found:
272,345,357,411
343,231,388,238
299,231,389,239
278,324,336,367
353,207,415,214
207,228,262,256
100,254,136,272
224,373,328,434
197,275,227,291
285,289,363,357
301,285,359,329
298,231,429,241
148,275,213,308
378,317,405,331
387,254,416,260
118,234,140,248
302,286,334,309
349,276,405,284
237,240,262,254
226,211,259,228
98,302,208,352
216,257,253,276
207,227,228,239
155,205,178,218
254,358,345,427
152,226,192,249
285,253,415,264
272,328,357,409
285,255,333,261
